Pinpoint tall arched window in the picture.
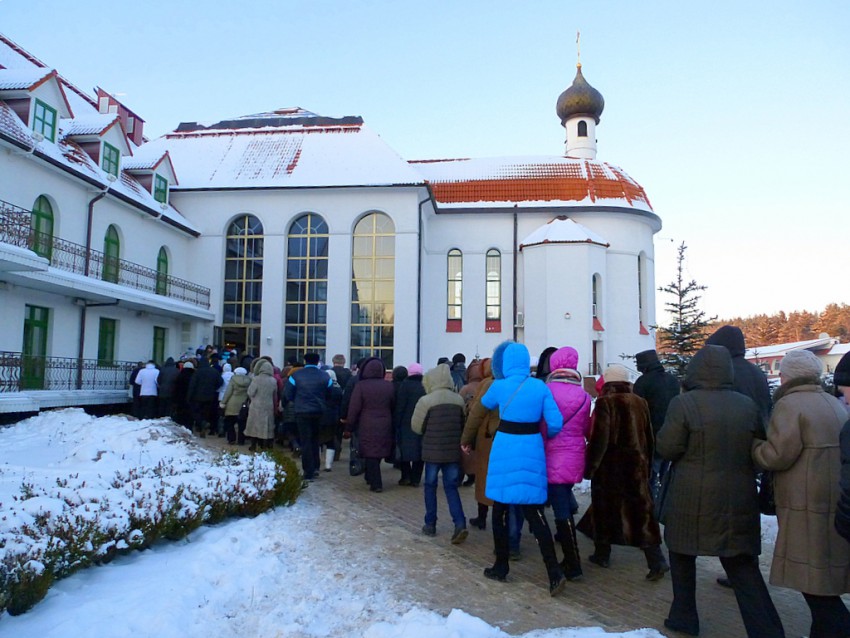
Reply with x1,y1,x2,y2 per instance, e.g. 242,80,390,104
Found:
351,212,394,367
155,246,169,295
577,120,588,137
285,213,329,364
485,249,502,332
31,195,54,260
102,224,120,283
447,249,462,332
223,215,263,357
592,273,605,332
638,253,649,334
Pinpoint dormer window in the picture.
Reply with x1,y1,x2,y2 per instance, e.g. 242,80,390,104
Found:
33,99,57,142
154,174,169,204
102,142,120,177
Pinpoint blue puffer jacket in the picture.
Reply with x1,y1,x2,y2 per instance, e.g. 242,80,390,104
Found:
482,342,562,505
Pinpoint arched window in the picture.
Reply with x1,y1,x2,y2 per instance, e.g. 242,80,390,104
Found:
351,212,395,368
155,246,169,295
447,249,462,331
577,120,588,137
285,213,329,364
592,273,605,332
102,224,120,283
485,249,501,332
31,195,54,260
638,253,649,334
223,215,263,357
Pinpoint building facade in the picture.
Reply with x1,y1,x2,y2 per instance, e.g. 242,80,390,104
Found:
0,34,661,414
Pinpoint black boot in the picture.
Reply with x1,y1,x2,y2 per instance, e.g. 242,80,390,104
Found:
469,503,489,530
555,518,583,581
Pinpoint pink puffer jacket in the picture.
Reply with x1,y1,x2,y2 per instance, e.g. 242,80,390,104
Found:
543,347,592,484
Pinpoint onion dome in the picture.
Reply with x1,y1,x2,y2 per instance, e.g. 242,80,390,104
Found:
556,64,605,125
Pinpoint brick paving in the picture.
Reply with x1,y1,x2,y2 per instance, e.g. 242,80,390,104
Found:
205,437,818,637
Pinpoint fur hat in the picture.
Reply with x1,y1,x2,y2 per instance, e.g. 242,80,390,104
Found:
234,367,247,375
834,351,850,388
780,350,822,381
407,362,424,376
603,363,630,383
452,352,466,364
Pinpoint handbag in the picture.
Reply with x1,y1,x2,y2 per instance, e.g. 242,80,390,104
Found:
757,470,776,515
349,432,365,476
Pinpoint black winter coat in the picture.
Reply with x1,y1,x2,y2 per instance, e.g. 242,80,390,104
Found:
706,326,772,425
157,359,180,399
837,418,850,542
393,375,425,462
634,354,680,437
187,360,222,402
285,365,331,415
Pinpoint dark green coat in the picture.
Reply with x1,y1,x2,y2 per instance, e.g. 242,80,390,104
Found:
656,345,762,557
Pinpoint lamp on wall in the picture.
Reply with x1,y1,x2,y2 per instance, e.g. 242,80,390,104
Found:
266,336,272,345
564,312,572,320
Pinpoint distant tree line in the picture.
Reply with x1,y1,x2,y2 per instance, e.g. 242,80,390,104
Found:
713,303,850,348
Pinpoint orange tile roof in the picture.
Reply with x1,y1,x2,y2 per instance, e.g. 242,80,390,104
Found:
415,158,652,210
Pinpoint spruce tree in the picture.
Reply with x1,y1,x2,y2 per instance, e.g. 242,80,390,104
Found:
656,242,716,378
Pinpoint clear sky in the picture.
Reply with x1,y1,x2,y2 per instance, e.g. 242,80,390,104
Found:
2,0,848,322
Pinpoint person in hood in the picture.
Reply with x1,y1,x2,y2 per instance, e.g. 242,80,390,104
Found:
346,357,395,492
543,346,592,582
753,350,850,638
411,363,468,544
461,356,499,531
834,351,850,543
577,363,668,581
187,357,222,438
633,349,681,497
244,359,278,451
478,341,567,596
220,367,251,444
394,363,426,487
171,360,195,429
705,325,771,425
458,359,484,487
657,345,784,638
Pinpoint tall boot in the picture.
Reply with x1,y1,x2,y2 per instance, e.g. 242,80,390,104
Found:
324,447,335,472
555,518,583,581
470,502,489,530
484,506,510,582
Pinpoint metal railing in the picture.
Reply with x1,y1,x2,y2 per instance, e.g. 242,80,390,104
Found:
0,199,210,308
0,351,137,393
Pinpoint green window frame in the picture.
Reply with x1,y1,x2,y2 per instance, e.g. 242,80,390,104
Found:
154,174,168,204
32,99,57,142
31,195,54,260
102,141,120,177
156,246,169,295
102,224,120,283
350,212,395,368
22,305,49,390
284,213,329,365
97,318,117,366
153,326,166,364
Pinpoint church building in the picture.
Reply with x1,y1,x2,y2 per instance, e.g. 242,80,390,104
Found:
0,33,661,413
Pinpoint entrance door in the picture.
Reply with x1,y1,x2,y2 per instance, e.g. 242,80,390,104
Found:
22,305,49,389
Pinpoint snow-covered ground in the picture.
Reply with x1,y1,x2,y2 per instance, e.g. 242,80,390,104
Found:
0,409,777,637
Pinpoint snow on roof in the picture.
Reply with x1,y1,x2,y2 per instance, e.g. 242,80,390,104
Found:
61,113,120,137
520,216,610,249
828,342,850,356
0,67,54,90
745,336,837,359
145,113,425,189
411,156,653,212
0,101,34,147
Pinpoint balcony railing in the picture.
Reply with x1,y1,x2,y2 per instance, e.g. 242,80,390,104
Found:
0,351,136,393
0,199,210,309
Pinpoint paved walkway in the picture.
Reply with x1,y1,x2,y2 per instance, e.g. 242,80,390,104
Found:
206,437,816,637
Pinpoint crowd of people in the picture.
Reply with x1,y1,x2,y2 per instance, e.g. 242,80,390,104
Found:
129,330,850,638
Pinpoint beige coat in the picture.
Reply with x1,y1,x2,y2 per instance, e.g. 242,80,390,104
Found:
752,378,850,596
244,360,278,440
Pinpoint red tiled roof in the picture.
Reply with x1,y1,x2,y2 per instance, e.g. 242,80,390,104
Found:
414,157,652,210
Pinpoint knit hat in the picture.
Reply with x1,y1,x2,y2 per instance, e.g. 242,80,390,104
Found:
407,362,424,376
602,363,630,383
234,367,247,375
834,351,850,388
780,350,822,381
182,361,194,369
452,352,466,364
223,363,232,373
